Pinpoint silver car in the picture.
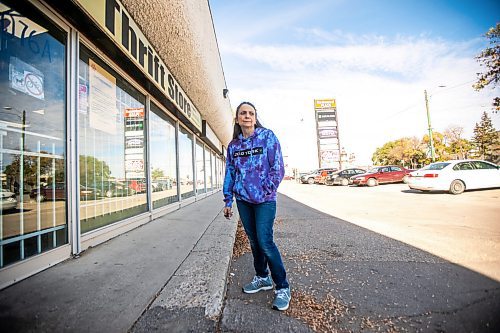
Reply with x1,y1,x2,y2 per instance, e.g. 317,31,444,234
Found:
0,189,17,211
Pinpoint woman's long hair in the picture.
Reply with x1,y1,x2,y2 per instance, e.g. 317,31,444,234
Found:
232,101,264,140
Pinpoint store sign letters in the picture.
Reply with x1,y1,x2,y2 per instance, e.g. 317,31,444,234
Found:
75,0,202,131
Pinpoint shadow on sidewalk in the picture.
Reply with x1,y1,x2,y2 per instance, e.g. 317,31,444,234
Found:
220,194,500,333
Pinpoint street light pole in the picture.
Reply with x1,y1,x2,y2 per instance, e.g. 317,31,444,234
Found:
424,90,435,162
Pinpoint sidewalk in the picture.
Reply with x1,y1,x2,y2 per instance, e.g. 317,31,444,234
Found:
0,193,237,332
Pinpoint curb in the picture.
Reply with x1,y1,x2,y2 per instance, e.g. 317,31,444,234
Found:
143,209,238,319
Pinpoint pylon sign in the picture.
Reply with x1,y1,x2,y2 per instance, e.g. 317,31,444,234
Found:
314,99,340,168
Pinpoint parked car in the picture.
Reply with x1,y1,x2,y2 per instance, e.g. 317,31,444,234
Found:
30,183,101,202
351,165,411,187
129,179,147,193
30,182,66,202
407,159,500,194
0,189,17,211
300,168,337,184
315,168,339,184
103,181,136,197
152,179,173,192
80,185,102,200
325,168,367,186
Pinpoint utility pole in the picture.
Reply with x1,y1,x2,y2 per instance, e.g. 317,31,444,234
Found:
22,110,26,149
424,90,435,162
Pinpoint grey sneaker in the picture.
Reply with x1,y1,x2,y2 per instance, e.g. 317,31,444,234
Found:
272,287,291,311
242,275,273,294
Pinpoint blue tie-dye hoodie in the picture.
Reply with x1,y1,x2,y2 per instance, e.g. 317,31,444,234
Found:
223,127,285,207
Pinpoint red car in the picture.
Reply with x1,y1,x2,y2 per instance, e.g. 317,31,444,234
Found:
314,168,338,184
30,182,102,202
351,165,411,187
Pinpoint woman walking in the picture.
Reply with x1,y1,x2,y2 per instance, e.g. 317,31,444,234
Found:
223,101,290,311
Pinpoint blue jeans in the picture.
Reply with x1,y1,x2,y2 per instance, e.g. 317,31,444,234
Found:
236,200,289,290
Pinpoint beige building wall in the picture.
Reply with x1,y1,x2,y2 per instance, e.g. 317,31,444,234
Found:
121,0,234,146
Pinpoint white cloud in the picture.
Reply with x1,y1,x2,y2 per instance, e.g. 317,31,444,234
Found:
222,35,476,75
221,31,499,170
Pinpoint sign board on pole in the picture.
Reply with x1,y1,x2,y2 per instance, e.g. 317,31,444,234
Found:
314,99,341,169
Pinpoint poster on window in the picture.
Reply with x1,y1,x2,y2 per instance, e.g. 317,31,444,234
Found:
9,57,45,100
78,84,89,114
89,59,117,134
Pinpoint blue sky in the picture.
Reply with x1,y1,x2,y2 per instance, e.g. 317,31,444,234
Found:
210,0,500,168
213,0,498,43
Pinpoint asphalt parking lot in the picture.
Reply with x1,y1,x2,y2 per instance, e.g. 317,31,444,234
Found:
221,190,500,332
278,180,500,282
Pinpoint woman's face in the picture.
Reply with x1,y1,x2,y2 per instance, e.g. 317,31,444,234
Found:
236,104,256,130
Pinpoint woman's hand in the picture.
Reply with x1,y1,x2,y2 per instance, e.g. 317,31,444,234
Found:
223,207,233,220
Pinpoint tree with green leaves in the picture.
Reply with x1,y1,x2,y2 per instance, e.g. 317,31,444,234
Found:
4,152,61,191
151,168,165,180
79,155,111,186
473,23,500,112
372,137,426,167
472,111,499,161
421,131,448,163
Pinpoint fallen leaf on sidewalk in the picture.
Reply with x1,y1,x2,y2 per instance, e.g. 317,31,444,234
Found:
284,289,349,333
232,220,251,259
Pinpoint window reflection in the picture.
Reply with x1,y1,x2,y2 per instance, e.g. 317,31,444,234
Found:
0,2,67,267
204,147,212,192
211,151,216,190
149,104,178,209
178,126,194,199
78,45,147,233
220,157,224,188
196,142,205,194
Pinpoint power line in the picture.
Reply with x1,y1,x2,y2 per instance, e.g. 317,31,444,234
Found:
382,79,478,120
429,80,476,97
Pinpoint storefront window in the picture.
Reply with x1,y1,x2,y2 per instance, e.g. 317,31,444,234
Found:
0,2,67,267
195,142,205,195
78,44,147,233
211,151,216,190
150,103,178,209
218,157,224,188
204,147,212,192
178,126,194,199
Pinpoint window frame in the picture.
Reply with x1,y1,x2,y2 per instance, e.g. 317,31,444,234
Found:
149,100,179,210
0,0,73,281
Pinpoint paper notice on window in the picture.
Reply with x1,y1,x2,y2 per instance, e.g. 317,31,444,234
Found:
89,59,117,134
78,84,89,114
